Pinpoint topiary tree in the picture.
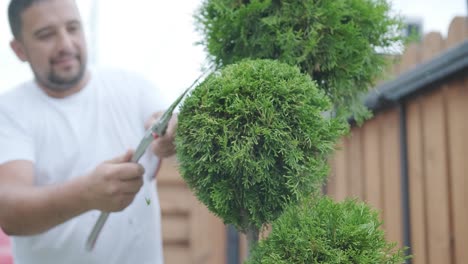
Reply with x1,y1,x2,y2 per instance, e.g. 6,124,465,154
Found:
176,59,347,247
247,196,408,264
176,1,408,260
195,0,403,121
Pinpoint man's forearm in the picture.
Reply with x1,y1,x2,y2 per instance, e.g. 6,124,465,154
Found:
0,175,92,236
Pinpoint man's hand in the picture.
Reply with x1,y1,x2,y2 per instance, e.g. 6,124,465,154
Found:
84,150,144,212
0,150,144,235
145,111,177,158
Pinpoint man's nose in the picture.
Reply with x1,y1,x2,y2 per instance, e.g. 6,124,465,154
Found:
56,30,74,52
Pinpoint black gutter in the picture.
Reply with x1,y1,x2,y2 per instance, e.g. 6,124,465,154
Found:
399,103,412,263
365,40,468,112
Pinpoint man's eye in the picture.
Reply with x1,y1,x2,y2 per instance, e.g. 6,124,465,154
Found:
38,32,54,40
68,24,81,33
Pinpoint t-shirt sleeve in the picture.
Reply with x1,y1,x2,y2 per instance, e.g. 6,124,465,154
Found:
0,108,35,164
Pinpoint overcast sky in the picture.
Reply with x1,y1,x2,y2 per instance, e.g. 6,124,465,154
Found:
0,0,466,105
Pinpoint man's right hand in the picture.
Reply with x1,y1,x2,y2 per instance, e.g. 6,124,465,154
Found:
84,150,145,212
0,150,145,235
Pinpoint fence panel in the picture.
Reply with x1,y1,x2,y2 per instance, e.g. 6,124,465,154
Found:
420,88,452,264
332,139,349,201
380,110,403,246
326,16,467,264
406,98,428,264
362,117,383,212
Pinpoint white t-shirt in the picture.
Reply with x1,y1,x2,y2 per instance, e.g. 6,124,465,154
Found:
0,68,165,264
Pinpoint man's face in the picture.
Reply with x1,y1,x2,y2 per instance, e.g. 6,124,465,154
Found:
11,0,88,93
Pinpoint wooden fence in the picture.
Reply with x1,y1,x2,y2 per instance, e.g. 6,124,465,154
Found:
326,16,468,264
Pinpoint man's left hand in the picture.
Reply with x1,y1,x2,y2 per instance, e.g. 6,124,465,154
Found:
145,111,177,158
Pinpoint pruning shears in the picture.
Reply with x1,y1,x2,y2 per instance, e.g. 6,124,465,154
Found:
85,65,214,251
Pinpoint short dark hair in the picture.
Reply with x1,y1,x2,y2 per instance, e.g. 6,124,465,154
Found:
8,0,45,39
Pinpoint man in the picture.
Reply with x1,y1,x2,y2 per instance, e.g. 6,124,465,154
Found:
0,0,176,263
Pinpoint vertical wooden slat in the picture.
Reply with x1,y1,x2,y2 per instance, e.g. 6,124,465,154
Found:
190,199,227,264
421,89,452,264
333,139,349,201
446,16,468,49
421,32,444,63
406,98,428,264
380,109,403,246
446,78,468,264
399,43,422,73
348,128,364,199
362,118,382,211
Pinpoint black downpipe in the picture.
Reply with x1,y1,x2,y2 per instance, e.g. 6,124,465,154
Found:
226,225,240,264
399,103,412,263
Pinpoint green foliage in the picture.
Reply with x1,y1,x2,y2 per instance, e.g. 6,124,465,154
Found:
176,59,347,232
247,196,408,264
195,0,403,121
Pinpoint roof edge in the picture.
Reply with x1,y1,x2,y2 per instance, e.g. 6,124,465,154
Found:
365,40,468,111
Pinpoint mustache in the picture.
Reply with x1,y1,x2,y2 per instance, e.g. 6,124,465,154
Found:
50,52,80,64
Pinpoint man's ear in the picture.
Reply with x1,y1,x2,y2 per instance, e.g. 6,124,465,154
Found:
10,39,28,62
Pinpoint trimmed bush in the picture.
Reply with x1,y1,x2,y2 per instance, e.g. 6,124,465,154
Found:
247,196,407,264
195,0,403,121
176,59,347,234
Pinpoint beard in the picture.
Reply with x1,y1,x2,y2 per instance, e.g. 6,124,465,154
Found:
34,53,87,93
48,63,86,90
